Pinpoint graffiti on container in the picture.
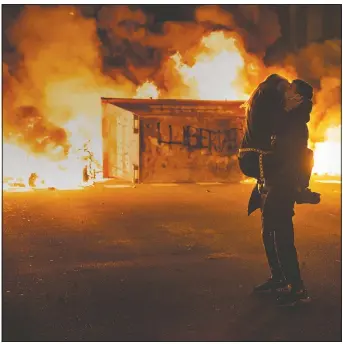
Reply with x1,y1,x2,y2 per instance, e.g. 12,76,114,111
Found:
156,123,242,154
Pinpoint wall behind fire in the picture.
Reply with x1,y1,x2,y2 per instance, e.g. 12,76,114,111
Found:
140,115,245,183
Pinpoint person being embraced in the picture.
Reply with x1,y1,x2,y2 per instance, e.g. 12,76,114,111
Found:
273,78,320,205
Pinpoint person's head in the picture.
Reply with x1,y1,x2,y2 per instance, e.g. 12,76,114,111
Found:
244,74,290,113
291,79,313,100
285,79,313,123
263,74,290,94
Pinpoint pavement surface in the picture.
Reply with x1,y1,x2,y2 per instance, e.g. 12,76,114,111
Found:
3,179,342,341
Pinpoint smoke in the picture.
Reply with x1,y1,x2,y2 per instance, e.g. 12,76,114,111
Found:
7,106,70,159
235,5,282,56
97,4,154,84
96,4,282,87
281,39,342,141
195,5,235,28
97,5,207,85
194,5,282,56
3,4,341,163
3,5,136,161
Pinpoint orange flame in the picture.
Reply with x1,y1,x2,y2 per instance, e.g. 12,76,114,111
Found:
3,29,341,191
170,32,248,100
134,81,160,99
312,126,341,176
3,141,95,190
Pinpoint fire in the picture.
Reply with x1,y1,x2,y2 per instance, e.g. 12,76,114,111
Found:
171,32,249,100
134,81,160,99
3,23,341,191
312,126,341,176
3,141,98,191
3,113,104,191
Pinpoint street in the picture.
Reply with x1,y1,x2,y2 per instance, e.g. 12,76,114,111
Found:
3,179,342,341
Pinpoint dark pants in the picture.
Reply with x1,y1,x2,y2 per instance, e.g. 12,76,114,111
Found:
260,184,303,289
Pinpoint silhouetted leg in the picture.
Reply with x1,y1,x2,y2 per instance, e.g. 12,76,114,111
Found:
261,192,284,281
274,216,303,289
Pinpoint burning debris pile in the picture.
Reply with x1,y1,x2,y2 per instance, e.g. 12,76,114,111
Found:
3,5,341,190
5,105,70,159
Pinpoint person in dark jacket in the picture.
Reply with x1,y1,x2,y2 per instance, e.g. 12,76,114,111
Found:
273,79,320,205
239,74,289,181
239,74,312,307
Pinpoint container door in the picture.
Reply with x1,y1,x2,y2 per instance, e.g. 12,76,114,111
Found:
102,103,139,182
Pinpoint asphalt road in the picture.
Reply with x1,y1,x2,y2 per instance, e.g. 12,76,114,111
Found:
3,180,342,341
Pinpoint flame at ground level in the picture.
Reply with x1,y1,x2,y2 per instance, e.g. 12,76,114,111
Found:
3,142,102,191
3,29,340,190
312,126,341,176
4,124,341,191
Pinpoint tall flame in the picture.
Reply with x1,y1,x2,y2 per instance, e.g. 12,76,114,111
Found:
171,32,248,100
3,26,341,191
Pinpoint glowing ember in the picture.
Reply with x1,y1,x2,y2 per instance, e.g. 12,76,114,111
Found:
312,126,341,176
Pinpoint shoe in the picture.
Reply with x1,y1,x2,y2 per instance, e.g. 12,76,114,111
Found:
253,278,288,293
276,288,311,307
295,188,321,204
